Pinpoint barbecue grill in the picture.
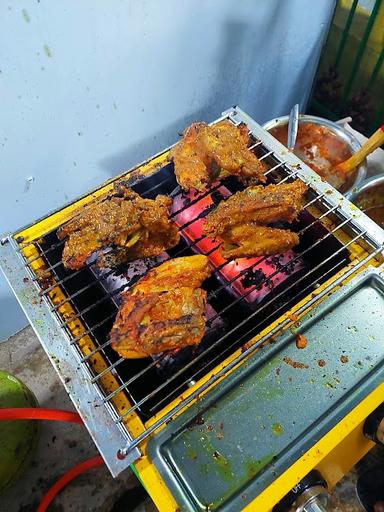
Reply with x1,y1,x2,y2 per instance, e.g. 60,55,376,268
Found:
1,107,384,511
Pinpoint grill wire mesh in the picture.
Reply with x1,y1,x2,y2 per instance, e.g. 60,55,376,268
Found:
16,121,382,454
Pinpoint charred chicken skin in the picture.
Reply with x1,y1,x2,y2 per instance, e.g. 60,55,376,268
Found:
110,255,212,358
203,180,307,258
58,182,180,270
169,120,266,191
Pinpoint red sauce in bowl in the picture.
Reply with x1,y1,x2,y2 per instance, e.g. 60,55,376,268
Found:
269,122,355,191
363,206,384,228
354,181,384,229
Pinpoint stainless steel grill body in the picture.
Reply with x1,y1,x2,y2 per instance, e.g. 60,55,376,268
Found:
1,107,384,485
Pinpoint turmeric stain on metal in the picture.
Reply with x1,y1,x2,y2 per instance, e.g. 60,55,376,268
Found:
245,454,275,478
186,445,198,460
271,423,284,436
22,9,30,23
212,450,233,481
43,45,52,58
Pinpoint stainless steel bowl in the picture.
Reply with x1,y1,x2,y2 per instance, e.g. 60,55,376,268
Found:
262,115,367,195
347,174,384,229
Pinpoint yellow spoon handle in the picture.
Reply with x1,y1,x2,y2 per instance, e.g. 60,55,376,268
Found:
336,124,384,175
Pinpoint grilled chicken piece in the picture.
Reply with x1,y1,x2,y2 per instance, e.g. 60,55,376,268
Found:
169,120,266,191
220,224,300,259
110,255,211,358
58,183,180,270
203,180,307,259
203,180,307,237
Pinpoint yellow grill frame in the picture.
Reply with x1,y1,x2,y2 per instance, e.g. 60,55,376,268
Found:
14,143,383,511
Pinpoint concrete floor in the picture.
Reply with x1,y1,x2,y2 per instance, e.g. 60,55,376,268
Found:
1,326,383,511
0,326,156,512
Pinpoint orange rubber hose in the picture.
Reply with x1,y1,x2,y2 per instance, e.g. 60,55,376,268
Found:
36,455,104,512
0,408,82,424
0,408,106,511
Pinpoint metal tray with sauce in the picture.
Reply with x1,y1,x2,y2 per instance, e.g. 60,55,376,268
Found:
148,266,384,512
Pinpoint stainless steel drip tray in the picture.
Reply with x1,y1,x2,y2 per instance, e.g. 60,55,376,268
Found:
148,266,384,512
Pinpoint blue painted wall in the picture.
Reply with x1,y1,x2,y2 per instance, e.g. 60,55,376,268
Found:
0,0,334,339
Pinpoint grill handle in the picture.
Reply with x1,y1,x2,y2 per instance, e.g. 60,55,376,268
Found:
302,501,328,512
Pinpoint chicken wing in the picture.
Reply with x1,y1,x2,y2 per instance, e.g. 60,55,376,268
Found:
203,180,307,258
203,180,307,237
110,255,211,358
58,182,180,270
169,120,266,191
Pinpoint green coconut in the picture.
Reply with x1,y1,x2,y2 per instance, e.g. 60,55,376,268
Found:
0,371,40,494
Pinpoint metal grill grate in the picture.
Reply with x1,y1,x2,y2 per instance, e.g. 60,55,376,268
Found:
2,107,384,471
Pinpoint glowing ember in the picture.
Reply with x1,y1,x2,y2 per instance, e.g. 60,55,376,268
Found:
172,186,303,304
